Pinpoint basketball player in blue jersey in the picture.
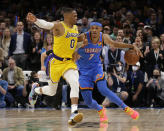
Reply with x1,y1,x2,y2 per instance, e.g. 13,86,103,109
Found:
75,22,140,123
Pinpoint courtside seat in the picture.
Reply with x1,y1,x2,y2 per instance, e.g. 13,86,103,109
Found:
23,70,32,80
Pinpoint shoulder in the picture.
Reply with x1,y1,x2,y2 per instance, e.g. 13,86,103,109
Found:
3,67,9,73
53,21,63,29
11,33,17,37
24,32,31,36
15,66,23,72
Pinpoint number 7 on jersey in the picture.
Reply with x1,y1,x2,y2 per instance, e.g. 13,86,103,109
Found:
89,54,94,60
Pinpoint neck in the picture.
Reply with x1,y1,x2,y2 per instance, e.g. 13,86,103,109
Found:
35,39,40,43
90,33,100,44
91,37,99,44
154,48,159,52
63,20,73,28
17,30,23,34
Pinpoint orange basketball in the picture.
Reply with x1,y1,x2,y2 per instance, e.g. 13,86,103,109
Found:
124,49,140,65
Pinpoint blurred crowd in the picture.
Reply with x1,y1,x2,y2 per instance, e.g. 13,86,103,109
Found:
0,0,164,109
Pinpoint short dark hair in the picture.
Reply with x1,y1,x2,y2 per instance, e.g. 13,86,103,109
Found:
62,7,74,14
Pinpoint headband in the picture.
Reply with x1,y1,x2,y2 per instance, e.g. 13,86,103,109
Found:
90,22,102,27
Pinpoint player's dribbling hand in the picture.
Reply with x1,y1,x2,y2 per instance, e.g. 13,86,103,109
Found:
133,44,143,58
26,12,37,23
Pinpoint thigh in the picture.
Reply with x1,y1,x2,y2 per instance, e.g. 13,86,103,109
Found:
49,58,64,83
62,60,77,75
79,76,94,91
16,85,24,96
94,66,104,82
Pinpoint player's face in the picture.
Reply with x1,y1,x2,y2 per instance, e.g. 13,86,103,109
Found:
70,10,77,25
90,25,102,38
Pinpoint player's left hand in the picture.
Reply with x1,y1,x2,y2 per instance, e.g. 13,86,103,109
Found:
133,45,143,57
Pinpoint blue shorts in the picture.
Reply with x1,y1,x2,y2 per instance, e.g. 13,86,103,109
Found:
79,65,104,91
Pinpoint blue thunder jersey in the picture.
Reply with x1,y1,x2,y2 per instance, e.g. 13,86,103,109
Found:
77,31,103,69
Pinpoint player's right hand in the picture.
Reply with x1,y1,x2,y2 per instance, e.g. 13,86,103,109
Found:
26,12,37,23
133,44,143,58
72,51,81,62
81,33,88,48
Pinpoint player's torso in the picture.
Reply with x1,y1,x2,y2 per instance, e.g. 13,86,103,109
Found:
77,32,103,69
53,21,79,58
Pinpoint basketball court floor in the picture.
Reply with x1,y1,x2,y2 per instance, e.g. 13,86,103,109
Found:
0,108,164,131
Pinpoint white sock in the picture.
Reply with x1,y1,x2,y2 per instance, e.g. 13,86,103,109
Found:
71,104,78,113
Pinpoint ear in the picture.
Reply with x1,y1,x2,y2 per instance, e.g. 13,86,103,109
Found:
99,27,103,32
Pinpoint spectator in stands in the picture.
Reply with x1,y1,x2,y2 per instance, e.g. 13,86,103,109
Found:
117,29,124,38
123,23,133,44
23,71,47,107
81,17,89,33
145,36,164,78
160,33,164,51
77,21,82,34
102,61,128,107
29,31,43,71
0,47,4,70
40,33,53,70
0,22,6,36
103,25,111,35
145,12,160,36
133,36,146,72
137,22,144,30
107,45,125,69
110,26,118,40
102,35,125,71
0,69,8,108
9,21,31,70
1,28,11,66
143,25,153,45
2,57,25,106
146,68,164,107
41,33,53,54
102,25,111,71
126,62,144,107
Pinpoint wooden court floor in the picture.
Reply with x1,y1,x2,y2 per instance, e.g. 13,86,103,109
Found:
0,108,164,131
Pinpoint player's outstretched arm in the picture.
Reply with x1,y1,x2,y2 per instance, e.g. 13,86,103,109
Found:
103,34,142,56
26,12,55,30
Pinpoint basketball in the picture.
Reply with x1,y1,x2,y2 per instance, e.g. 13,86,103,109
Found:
124,49,140,65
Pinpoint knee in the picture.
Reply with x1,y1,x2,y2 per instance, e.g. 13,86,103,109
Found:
47,87,57,96
84,98,92,106
68,78,79,98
